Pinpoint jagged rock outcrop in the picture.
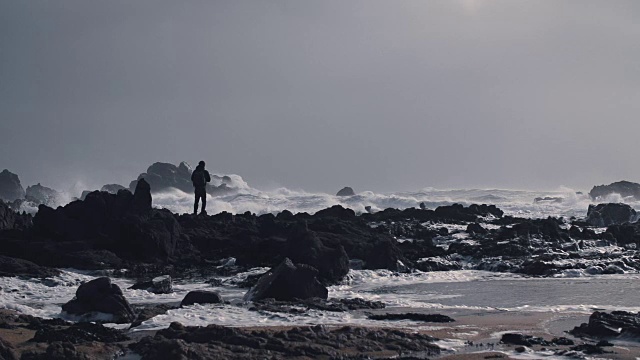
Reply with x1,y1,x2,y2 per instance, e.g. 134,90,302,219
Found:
586,203,637,227
26,178,180,266
25,183,61,207
100,184,126,194
590,181,640,200
0,200,31,230
61,277,135,323
244,258,328,301
0,169,25,202
336,187,355,196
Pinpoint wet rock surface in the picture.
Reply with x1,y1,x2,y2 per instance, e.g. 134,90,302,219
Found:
571,311,640,339
244,258,328,301
61,277,135,323
180,290,224,307
130,321,440,360
586,203,637,227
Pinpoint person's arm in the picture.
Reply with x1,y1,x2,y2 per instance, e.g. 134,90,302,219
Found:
205,171,211,183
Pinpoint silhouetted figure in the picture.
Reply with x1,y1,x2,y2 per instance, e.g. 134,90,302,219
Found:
191,161,211,215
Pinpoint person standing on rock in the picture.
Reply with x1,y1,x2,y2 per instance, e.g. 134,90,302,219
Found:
191,161,211,215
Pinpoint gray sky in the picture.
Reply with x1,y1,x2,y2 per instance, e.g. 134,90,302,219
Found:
1,0,639,194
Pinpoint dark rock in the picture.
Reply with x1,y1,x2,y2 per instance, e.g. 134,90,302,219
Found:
534,197,563,203
419,202,427,210
30,322,129,344
0,200,31,230
590,181,640,200
0,338,18,360
365,239,407,271
100,184,126,194
129,275,173,294
571,344,607,355
571,311,640,339
367,313,454,322
0,170,25,202
586,203,636,227
518,260,557,276
250,297,385,314
336,187,355,196
244,258,328,301
61,277,135,323
128,161,240,196
286,228,349,284
180,290,224,307
552,337,574,345
130,304,177,328
314,205,356,219
467,223,488,235
500,333,549,346
130,322,440,359
21,342,90,360
131,178,152,212
0,255,60,278
25,183,61,207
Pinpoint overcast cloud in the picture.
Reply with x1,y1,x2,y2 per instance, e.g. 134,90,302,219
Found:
1,0,639,193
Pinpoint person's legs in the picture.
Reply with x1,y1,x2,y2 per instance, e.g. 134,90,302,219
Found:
201,193,207,214
194,192,200,215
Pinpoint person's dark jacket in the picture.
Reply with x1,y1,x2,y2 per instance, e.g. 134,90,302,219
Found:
191,165,211,189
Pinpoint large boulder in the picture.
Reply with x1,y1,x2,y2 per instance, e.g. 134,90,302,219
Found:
286,228,349,284
25,183,62,207
244,258,328,301
61,277,135,323
0,169,25,202
586,203,637,227
571,311,640,338
590,181,640,200
336,187,355,196
180,290,223,307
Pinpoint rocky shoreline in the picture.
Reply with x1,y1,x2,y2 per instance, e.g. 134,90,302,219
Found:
3,177,640,358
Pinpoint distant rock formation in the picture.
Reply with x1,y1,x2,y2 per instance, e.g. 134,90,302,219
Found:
128,161,243,196
586,203,637,227
25,183,61,207
336,187,355,196
101,184,126,194
534,196,563,204
590,181,640,200
0,200,32,231
0,169,25,202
